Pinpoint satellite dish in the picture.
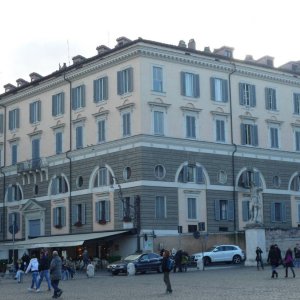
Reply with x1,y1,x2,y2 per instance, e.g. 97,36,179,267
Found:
193,231,200,239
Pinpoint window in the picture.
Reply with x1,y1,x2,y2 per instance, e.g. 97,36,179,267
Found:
121,197,132,220
93,77,108,102
187,197,197,219
29,100,41,124
153,66,163,92
241,123,258,146
294,93,300,115
72,203,86,225
75,125,83,149
8,212,20,233
216,119,225,142
7,184,22,202
291,175,300,191
117,68,133,95
210,78,228,102
214,200,234,221
122,112,131,137
8,108,20,130
186,115,196,139
295,131,300,151
52,92,65,116
97,119,106,143
53,207,66,228
271,202,286,222
31,138,40,169
180,72,200,98
265,88,277,110
94,167,112,187
55,131,63,154
154,111,164,135
239,83,256,107
270,127,279,149
155,196,166,219
238,170,261,189
51,176,68,195
178,165,205,184
72,85,85,110
123,167,131,180
11,144,18,165
272,176,281,188
96,200,110,222
154,165,166,179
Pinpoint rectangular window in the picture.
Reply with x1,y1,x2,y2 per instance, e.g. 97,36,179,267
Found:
296,131,300,151
94,77,108,102
216,119,225,142
0,113,4,134
122,112,131,137
8,108,20,130
239,83,256,107
117,68,133,95
265,88,277,110
153,66,163,92
29,100,41,124
155,196,166,219
98,119,106,143
72,203,86,225
11,144,18,165
241,123,258,146
96,200,110,222
270,127,279,148
294,93,300,115
52,92,65,116
72,85,86,110
187,197,197,219
181,72,200,98
55,132,63,154
210,78,228,102
75,126,83,149
186,115,196,138
53,207,66,227
271,202,286,222
154,111,164,135
214,200,234,221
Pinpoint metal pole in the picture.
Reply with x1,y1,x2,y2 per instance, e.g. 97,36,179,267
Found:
12,221,15,266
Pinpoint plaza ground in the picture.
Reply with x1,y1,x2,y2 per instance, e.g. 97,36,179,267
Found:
1,265,299,300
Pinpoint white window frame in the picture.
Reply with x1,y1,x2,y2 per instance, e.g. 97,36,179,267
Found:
97,118,106,143
269,125,280,149
52,92,65,116
121,111,131,137
185,114,197,139
265,88,277,111
153,110,165,135
152,66,163,93
215,117,226,143
155,196,167,219
187,197,197,220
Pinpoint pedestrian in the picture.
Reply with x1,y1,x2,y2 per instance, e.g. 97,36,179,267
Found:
255,246,264,270
36,250,51,292
50,250,63,298
25,253,39,291
86,260,95,278
82,248,89,270
162,249,172,294
267,244,282,278
14,259,25,283
284,247,295,278
294,243,300,268
173,249,182,272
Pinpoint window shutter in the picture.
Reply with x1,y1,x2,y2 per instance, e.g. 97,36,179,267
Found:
282,202,287,222
117,71,122,95
253,125,258,146
223,79,228,102
62,207,66,226
194,74,200,98
61,93,65,114
228,200,234,221
81,203,86,224
294,94,297,113
105,201,110,221
81,85,86,107
272,89,276,110
241,124,246,145
196,166,204,184
7,186,12,202
0,114,3,134
250,85,256,107
16,109,20,128
8,110,13,130
210,78,215,100
271,202,275,222
95,202,100,221
128,68,133,93
72,205,77,225
298,204,300,222
180,72,186,96
183,165,188,183
239,83,244,105
103,77,108,100
214,200,220,221
265,88,269,109
53,208,58,226
51,179,56,195
254,172,260,186
242,201,249,222
72,88,77,110
29,103,34,123
52,95,56,116
93,79,99,102
37,101,41,121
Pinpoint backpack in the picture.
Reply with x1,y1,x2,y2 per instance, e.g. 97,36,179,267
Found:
167,258,174,271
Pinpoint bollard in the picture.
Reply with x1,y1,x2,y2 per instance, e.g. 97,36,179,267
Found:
197,259,203,270
127,262,135,275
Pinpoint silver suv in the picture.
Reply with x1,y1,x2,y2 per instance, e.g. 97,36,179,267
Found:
191,244,245,266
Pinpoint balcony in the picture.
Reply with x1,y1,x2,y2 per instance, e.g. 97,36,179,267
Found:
17,158,48,173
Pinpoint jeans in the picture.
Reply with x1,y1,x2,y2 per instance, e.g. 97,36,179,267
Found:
37,269,51,289
163,272,172,292
51,279,61,296
15,270,24,283
31,271,39,289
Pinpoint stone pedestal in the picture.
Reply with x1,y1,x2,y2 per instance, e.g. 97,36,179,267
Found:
244,224,266,267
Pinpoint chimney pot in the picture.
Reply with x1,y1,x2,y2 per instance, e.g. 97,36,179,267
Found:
29,72,43,82
188,39,196,50
96,45,111,55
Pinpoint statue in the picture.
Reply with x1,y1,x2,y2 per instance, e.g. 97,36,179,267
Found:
249,182,263,224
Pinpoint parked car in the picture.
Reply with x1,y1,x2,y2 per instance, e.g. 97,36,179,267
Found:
190,245,245,266
107,252,163,275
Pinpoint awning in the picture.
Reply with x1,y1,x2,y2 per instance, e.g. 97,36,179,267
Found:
1,231,128,250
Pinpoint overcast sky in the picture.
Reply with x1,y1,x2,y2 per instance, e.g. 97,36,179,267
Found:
1,0,299,93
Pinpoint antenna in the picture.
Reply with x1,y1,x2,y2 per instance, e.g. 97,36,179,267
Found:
67,40,71,66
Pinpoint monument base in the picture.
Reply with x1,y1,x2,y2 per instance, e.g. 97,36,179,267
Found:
244,224,266,267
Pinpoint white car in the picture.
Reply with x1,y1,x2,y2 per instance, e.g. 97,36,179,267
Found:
191,245,245,266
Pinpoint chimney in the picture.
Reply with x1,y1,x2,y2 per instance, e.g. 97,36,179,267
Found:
115,36,132,47
279,61,300,73
4,83,16,92
256,56,274,67
96,45,111,55
16,78,28,87
188,39,196,50
178,40,186,48
213,46,234,58
245,55,254,61
204,46,211,53
72,55,86,65
29,72,43,82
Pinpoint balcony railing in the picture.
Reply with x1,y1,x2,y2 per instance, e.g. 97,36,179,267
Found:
17,158,48,173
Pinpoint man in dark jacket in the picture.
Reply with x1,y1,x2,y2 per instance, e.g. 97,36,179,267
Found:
162,250,172,294
50,251,63,298
36,250,51,292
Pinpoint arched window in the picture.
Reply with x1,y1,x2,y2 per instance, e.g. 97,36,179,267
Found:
238,170,261,188
178,164,205,184
93,167,113,187
6,184,22,202
291,174,300,191
50,176,68,195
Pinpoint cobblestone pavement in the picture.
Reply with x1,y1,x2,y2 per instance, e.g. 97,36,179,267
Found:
1,265,299,300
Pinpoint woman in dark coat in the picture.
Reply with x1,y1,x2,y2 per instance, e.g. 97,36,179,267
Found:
162,250,172,294
267,244,282,278
284,248,295,278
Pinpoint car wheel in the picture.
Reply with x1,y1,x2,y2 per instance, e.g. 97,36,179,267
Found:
112,271,119,276
232,255,241,264
203,257,211,266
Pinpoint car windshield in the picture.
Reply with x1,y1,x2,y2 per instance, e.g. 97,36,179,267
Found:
124,254,141,262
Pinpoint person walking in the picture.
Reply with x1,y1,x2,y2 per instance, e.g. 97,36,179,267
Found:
267,244,282,278
162,249,172,294
25,253,39,291
284,247,296,278
50,250,63,298
36,250,51,292
14,259,26,283
294,243,300,268
255,246,264,270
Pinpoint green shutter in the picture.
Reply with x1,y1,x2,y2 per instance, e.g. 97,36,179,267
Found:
180,72,185,96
